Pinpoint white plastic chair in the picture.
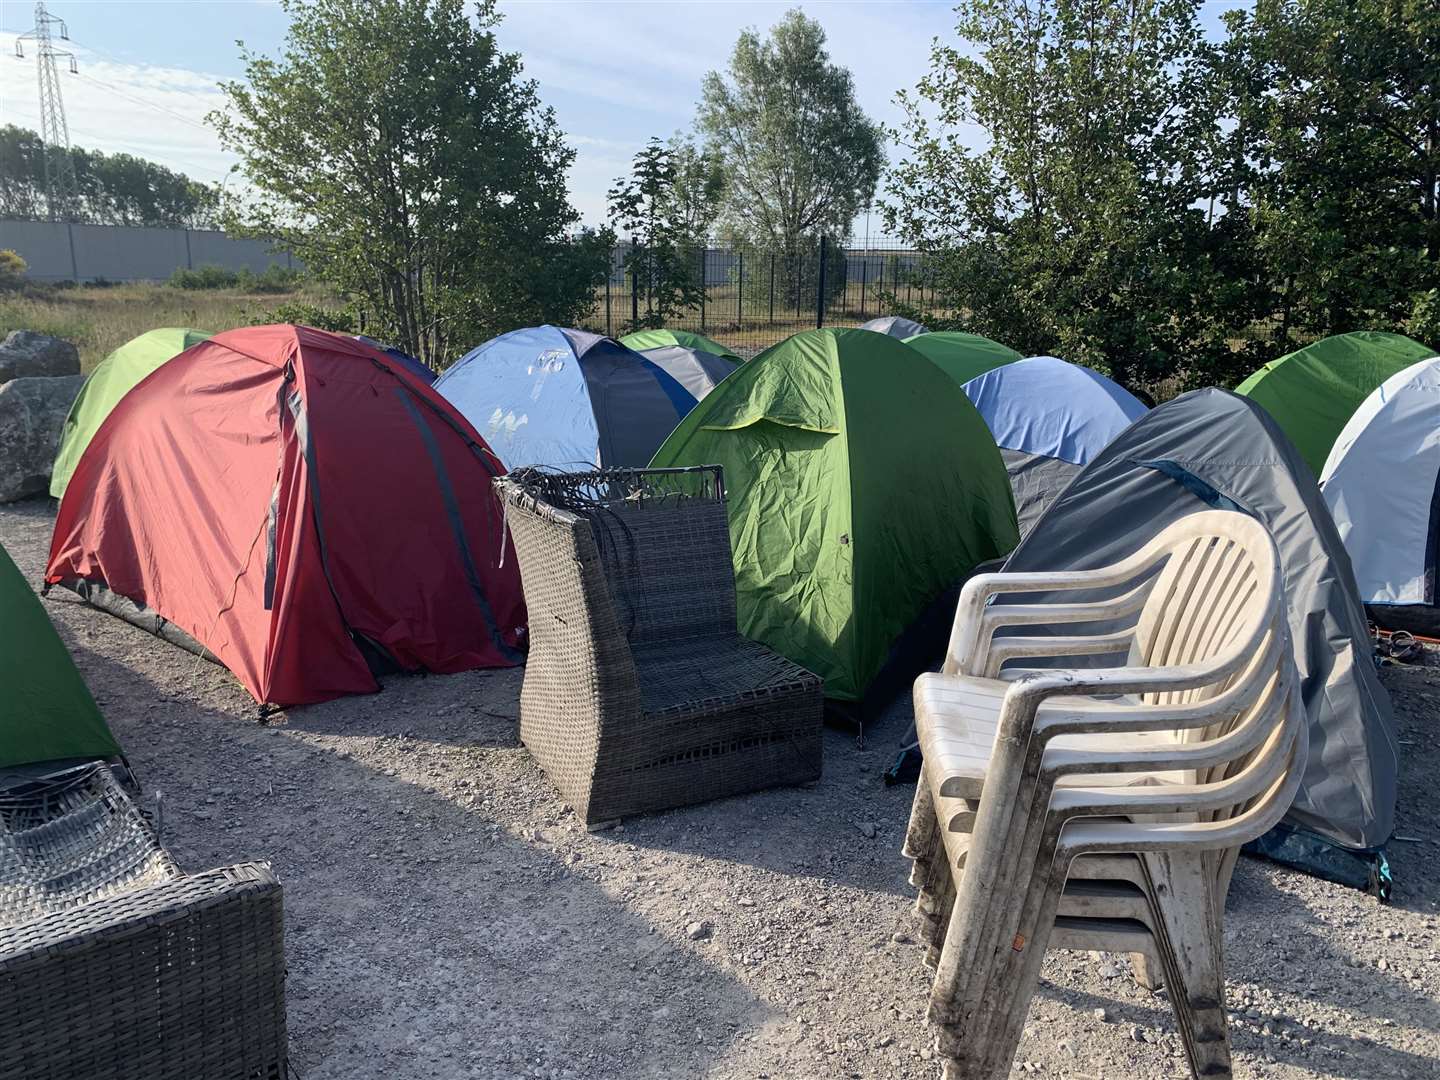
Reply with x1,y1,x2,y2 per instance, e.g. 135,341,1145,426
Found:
903,510,1306,1080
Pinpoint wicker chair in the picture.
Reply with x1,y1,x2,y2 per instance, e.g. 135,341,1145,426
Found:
0,762,287,1080
496,466,824,824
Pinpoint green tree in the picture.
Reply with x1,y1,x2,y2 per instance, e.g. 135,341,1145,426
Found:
1215,0,1440,344
609,138,706,331
884,0,1254,390
697,9,883,253
0,125,217,227
211,0,609,366
666,136,725,247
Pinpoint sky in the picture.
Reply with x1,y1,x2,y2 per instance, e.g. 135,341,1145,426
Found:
0,0,1246,237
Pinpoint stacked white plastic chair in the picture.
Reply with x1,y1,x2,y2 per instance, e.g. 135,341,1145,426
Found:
903,510,1307,1079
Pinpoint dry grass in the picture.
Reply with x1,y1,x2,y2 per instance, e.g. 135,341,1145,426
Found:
0,282,336,372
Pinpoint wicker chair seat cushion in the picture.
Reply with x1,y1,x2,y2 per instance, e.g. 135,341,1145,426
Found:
632,635,820,717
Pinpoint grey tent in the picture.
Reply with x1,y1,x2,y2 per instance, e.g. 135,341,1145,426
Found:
629,343,737,400
860,315,927,339
997,388,1398,894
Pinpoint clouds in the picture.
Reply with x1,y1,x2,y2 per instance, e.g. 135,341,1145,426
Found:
1,1,967,229
1,30,234,182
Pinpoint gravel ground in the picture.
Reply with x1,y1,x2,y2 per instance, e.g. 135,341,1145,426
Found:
4,497,1437,1080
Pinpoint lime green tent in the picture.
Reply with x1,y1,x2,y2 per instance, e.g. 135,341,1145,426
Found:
1,542,119,770
621,328,743,364
1234,331,1436,477
903,331,1022,387
650,328,1019,700
50,327,211,499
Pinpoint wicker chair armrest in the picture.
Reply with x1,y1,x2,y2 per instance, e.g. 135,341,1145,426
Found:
0,862,279,963
0,863,286,1080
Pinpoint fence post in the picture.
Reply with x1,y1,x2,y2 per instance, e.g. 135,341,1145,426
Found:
630,238,639,329
769,252,775,323
184,229,193,270
737,251,743,325
699,247,706,331
816,236,827,329
859,255,868,319
605,264,612,338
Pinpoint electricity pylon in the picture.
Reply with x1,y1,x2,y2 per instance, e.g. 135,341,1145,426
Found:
15,3,80,221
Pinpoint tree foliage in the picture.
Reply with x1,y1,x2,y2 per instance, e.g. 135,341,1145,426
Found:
886,0,1439,390
885,0,1249,389
211,0,609,366
1216,0,1440,342
697,9,884,253
609,138,710,331
0,125,218,227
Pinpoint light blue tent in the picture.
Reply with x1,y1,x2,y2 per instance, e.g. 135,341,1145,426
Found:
434,326,720,469
962,355,1148,534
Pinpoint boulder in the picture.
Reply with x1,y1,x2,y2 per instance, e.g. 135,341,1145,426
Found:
0,374,84,502
0,331,81,384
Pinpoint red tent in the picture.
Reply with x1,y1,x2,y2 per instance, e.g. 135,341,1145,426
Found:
47,325,525,707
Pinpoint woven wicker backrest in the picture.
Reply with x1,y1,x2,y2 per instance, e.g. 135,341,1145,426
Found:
497,487,642,704
588,499,738,644
0,763,180,925
500,467,737,647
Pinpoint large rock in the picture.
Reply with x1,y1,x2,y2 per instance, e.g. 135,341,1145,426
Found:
0,374,84,502
0,330,81,384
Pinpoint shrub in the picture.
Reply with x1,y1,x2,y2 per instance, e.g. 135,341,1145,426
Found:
248,300,355,333
168,263,303,292
1409,289,1440,350
0,249,27,290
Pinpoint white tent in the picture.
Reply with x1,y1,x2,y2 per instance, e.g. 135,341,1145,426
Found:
1320,354,1440,621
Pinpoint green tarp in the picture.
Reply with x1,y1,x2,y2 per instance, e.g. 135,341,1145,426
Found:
902,331,1022,387
1234,331,1435,477
1,541,119,770
650,328,1018,700
620,329,743,364
50,327,211,499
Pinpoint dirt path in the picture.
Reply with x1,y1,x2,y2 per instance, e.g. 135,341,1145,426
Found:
4,497,1436,1080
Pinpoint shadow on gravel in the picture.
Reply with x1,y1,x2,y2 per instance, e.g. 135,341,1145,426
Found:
1034,978,1437,1080
67,644,778,1080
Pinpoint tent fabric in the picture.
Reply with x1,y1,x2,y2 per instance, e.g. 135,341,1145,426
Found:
961,355,1149,465
627,343,737,401
959,355,1147,536
1234,331,1435,477
47,325,525,708
435,326,702,470
50,328,212,500
902,331,1022,387
620,329,742,364
1001,387,1398,863
1320,356,1440,612
1,541,120,770
650,327,1018,701
859,315,927,339
355,336,436,384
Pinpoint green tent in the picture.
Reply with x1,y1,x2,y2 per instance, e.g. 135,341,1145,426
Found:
650,328,1019,701
902,331,1023,387
620,328,743,364
1,542,119,770
1234,331,1436,477
50,327,211,499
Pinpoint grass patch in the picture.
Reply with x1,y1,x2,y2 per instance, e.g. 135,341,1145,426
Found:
0,281,341,371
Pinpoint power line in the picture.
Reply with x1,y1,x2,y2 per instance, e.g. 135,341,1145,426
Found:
75,71,214,133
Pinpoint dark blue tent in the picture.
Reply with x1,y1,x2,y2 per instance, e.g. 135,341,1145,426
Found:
434,326,717,469
355,336,435,384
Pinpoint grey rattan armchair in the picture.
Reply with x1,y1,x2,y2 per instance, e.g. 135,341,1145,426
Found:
497,466,824,824
0,762,287,1080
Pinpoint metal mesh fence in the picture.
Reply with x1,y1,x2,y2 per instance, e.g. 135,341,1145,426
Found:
583,238,947,357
